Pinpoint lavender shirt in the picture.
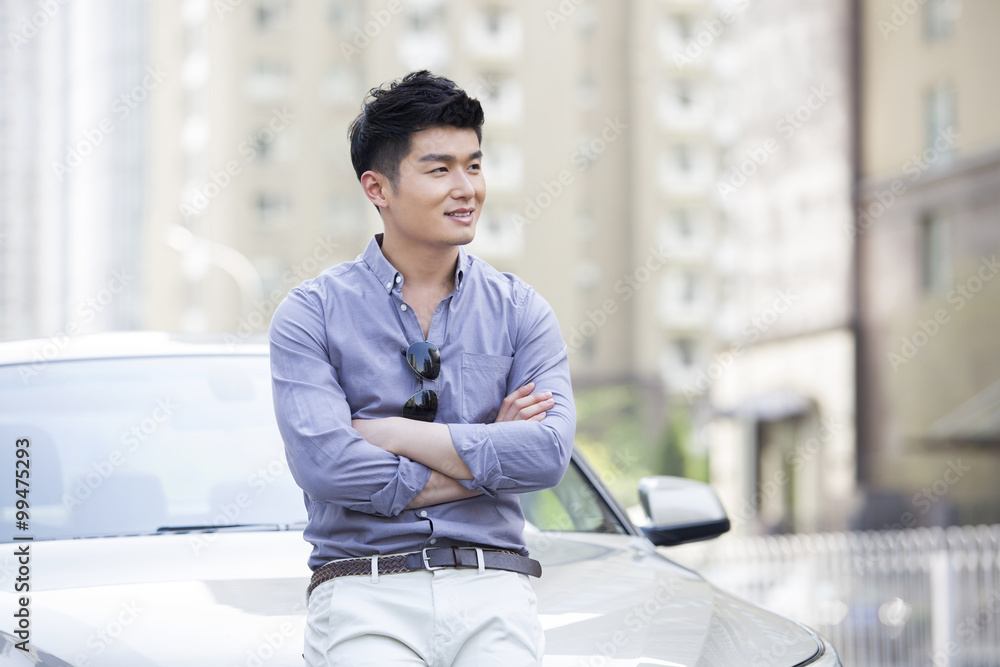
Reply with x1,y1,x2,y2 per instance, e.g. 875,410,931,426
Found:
269,235,576,569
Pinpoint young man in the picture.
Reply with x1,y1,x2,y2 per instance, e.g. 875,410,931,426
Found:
268,71,576,666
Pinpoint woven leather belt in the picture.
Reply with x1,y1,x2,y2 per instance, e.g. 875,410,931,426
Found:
307,547,542,598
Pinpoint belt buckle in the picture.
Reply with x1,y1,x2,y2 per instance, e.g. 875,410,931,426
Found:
421,547,446,571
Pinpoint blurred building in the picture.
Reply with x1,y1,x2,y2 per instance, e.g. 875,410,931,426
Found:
143,0,720,412
855,0,1000,527
702,0,858,534
0,0,146,343
143,0,858,531
9,0,995,532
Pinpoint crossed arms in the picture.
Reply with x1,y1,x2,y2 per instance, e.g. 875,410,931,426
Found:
268,283,576,518
352,382,553,508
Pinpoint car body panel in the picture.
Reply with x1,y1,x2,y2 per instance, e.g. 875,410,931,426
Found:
1,531,820,666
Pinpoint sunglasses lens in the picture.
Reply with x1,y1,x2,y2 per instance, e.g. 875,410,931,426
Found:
402,389,438,422
406,342,440,380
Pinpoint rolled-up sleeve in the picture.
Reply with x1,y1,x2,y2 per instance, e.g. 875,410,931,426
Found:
269,287,430,516
447,288,576,495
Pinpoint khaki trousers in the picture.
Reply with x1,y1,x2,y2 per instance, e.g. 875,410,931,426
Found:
304,565,544,666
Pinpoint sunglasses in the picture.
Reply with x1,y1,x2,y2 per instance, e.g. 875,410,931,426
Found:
401,341,440,422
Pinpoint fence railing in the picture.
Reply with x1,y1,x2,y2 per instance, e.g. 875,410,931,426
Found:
665,524,1000,667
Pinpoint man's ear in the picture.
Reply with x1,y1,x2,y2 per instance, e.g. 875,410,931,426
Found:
360,170,391,210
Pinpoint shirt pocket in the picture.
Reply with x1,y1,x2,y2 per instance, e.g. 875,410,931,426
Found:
461,353,514,424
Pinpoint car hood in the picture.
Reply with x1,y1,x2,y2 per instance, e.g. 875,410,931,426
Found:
0,531,821,666
530,531,822,666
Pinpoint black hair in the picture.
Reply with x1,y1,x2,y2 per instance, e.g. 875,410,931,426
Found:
348,70,485,187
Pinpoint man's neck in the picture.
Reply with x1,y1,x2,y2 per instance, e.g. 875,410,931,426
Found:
378,233,459,292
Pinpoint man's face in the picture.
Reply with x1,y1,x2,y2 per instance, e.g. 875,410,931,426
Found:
382,126,485,249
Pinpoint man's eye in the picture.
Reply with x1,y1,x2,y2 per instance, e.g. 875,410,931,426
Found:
469,164,481,171
432,167,448,173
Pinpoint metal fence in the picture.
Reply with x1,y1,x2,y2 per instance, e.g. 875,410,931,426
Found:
666,525,1000,666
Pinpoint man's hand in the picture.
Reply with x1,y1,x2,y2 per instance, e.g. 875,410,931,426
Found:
495,382,554,423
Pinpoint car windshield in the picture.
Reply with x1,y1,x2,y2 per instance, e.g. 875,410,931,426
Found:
0,352,628,543
0,355,306,541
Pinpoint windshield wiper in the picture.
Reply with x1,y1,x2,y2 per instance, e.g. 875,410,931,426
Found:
155,523,286,534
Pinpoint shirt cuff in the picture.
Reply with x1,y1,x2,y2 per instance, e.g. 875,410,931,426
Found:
447,423,502,495
369,456,431,517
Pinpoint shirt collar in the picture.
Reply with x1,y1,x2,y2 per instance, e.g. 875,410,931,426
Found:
362,234,471,294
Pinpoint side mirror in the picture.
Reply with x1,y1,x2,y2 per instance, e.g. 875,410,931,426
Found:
637,476,731,547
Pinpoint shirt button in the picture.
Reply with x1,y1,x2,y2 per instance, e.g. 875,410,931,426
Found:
385,281,392,290
401,304,408,312
419,510,427,517
429,538,437,545
395,275,402,284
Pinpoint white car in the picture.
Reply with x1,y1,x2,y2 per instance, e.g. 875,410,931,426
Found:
0,333,841,666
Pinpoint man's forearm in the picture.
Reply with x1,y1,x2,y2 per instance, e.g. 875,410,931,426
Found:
352,417,472,480
407,470,481,509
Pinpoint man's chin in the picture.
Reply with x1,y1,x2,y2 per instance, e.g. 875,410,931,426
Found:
451,225,477,246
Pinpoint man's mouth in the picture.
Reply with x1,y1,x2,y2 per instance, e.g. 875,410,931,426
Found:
445,209,475,223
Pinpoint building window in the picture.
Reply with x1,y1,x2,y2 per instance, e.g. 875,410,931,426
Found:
484,6,502,34
676,145,691,172
682,271,697,303
675,210,692,238
476,72,523,125
399,5,450,70
676,338,695,367
924,0,957,41
255,0,290,32
469,208,525,259
925,84,956,154
326,0,362,36
465,6,522,59
676,80,692,109
922,212,951,293
325,195,364,236
409,5,445,33
481,143,523,191
675,16,693,43
248,121,296,163
245,61,291,102
255,192,291,231
321,66,362,106
576,77,599,109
